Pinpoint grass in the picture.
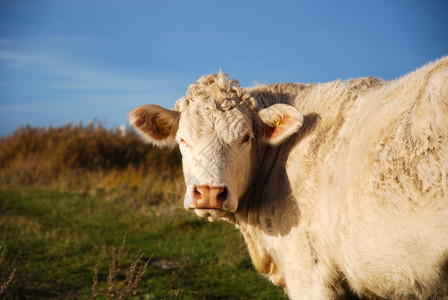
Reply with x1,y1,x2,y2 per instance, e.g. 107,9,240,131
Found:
0,186,287,299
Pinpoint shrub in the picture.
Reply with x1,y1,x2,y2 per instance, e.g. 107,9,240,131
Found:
0,122,182,190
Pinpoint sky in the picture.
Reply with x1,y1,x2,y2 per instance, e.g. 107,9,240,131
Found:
0,0,447,136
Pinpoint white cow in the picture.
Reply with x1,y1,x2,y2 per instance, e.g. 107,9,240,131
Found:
129,57,448,299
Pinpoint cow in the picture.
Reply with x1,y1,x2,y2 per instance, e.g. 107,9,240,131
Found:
128,57,448,299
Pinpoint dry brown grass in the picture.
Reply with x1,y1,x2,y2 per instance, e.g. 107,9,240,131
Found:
0,122,182,196
0,245,16,298
91,235,150,300
0,268,15,298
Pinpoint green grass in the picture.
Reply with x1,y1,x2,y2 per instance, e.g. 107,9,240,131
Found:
0,187,287,299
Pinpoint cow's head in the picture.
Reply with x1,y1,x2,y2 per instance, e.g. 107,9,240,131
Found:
128,72,303,221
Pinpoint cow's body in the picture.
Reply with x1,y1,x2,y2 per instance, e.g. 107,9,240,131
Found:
129,57,448,299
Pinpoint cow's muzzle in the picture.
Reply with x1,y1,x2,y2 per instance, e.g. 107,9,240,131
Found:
192,184,229,210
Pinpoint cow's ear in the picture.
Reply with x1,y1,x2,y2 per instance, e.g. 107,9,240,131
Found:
128,104,180,148
258,104,303,145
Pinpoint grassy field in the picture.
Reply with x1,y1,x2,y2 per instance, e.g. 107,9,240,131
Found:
0,124,287,299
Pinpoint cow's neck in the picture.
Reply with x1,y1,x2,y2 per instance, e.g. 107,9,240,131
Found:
235,137,301,234
246,83,307,108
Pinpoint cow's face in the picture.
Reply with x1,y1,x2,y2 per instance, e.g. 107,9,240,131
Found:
176,100,255,220
128,73,303,221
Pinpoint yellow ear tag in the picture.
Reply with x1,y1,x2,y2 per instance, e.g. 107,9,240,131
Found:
273,117,281,127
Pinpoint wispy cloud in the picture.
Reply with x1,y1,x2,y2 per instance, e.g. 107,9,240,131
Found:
0,35,192,135
0,48,187,94
0,49,47,68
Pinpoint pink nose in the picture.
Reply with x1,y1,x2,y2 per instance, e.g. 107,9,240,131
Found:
192,185,228,209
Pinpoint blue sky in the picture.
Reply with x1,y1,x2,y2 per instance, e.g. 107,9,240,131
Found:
1,0,447,136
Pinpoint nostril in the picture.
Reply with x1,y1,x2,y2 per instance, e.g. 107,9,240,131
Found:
217,187,228,202
192,186,202,199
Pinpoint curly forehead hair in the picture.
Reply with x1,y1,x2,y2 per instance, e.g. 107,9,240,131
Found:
175,71,257,112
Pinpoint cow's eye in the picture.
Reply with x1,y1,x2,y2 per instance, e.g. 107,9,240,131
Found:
241,134,251,144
